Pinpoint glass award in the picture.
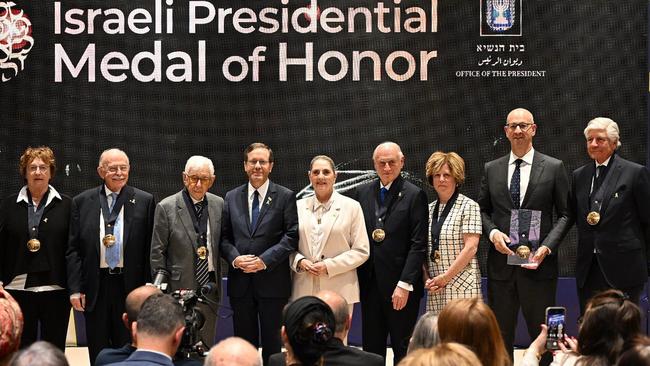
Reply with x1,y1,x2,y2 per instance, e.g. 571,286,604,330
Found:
507,209,541,265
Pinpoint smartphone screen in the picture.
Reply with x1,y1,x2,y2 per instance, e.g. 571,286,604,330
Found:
545,306,566,350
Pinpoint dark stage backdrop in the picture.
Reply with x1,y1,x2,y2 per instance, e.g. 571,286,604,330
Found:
1,0,647,277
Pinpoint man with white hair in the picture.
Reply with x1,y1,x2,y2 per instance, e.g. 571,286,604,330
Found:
150,155,224,348
204,337,260,366
565,117,650,313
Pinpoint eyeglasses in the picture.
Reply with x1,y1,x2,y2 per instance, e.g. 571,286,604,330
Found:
28,165,49,173
105,165,129,173
246,160,270,167
185,175,212,184
506,123,534,131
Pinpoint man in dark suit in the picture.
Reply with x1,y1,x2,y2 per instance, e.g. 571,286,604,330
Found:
220,142,299,365
109,293,185,366
151,155,223,348
478,108,569,362
66,148,156,365
566,117,650,313
355,142,428,364
268,290,384,366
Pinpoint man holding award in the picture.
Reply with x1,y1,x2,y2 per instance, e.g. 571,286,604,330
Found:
67,148,156,365
566,117,650,313
355,142,428,364
478,108,570,362
150,155,223,348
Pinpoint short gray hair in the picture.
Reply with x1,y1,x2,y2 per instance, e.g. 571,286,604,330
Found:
584,117,621,148
10,341,69,366
408,312,439,354
184,155,215,175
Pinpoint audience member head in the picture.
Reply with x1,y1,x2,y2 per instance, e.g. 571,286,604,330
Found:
578,289,642,365
123,285,162,330
399,342,481,366
438,298,510,366
133,294,185,357
315,290,350,340
9,341,68,366
408,312,439,353
0,287,23,366
281,296,335,366
204,337,260,366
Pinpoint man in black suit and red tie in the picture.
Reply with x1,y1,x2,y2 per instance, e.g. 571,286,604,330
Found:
355,142,428,364
220,142,299,365
66,148,156,365
565,117,650,313
478,108,569,364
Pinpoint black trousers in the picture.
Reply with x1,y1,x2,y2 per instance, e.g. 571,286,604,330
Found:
361,279,420,365
8,289,70,350
578,256,643,315
488,270,557,366
230,288,287,366
84,271,129,366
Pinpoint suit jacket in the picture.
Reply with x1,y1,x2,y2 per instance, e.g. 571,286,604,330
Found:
66,185,156,311
0,189,71,288
220,181,299,299
150,190,223,298
355,175,428,300
109,350,173,366
567,154,650,288
268,338,384,366
477,151,570,280
290,191,369,303
97,344,201,366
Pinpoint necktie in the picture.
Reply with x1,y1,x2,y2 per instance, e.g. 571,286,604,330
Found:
510,159,522,209
106,192,120,269
591,165,605,195
379,187,388,205
194,201,204,219
251,190,260,229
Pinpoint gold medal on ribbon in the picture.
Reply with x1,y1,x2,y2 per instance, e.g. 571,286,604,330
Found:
516,245,530,259
433,250,441,263
103,234,116,248
371,229,385,242
27,238,41,252
586,211,600,226
196,246,208,260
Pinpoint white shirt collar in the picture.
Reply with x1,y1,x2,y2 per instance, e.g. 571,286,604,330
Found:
594,155,612,168
309,191,336,212
509,147,535,166
104,185,121,196
380,181,393,190
132,349,172,361
248,179,270,200
16,185,62,207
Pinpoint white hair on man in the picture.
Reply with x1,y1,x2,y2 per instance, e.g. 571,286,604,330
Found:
184,155,215,175
584,117,622,148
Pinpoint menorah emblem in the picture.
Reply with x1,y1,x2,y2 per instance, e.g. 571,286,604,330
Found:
486,0,516,32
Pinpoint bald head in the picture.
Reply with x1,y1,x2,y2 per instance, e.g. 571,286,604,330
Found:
204,337,260,366
316,290,349,337
372,141,403,160
506,108,534,125
125,285,161,324
372,141,405,186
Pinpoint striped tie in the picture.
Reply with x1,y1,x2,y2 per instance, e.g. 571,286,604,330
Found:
195,201,210,287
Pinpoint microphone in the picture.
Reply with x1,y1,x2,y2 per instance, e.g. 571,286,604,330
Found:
152,269,170,292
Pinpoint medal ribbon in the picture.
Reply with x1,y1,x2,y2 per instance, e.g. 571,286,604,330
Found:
430,190,459,253
589,161,616,215
182,190,209,248
26,189,50,240
99,187,129,235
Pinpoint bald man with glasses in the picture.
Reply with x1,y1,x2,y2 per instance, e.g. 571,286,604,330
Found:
478,108,570,365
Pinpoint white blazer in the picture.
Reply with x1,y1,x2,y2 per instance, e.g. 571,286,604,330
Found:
290,191,369,303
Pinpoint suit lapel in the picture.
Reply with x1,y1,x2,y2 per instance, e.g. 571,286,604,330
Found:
91,186,102,258
521,152,545,208
496,157,513,208
599,157,623,214
239,185,252,235
121,185,136,249
252,181,275,235
176,193,198,245
316,193,341,259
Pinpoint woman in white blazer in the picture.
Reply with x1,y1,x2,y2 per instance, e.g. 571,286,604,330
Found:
290,155,370,315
